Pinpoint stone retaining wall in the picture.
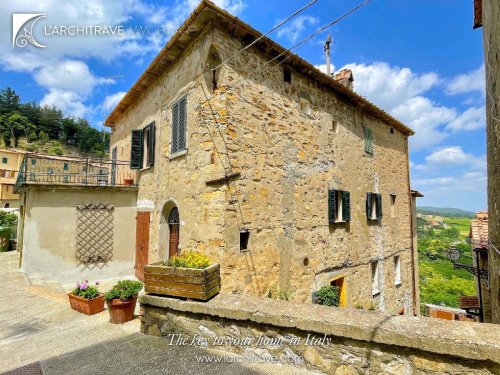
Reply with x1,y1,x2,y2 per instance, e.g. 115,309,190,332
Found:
139,294,500,374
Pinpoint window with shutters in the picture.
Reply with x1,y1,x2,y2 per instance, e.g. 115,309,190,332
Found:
328,189,351,224
130,121,155,170
171,96,187,155
364,127,373,155
366,192,382,221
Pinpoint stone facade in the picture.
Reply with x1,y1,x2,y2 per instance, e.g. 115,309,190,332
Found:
140,294,500,375
482,0,500,324
0,149,23,209
108,3,417,315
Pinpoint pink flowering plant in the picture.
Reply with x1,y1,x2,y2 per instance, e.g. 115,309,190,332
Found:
72,280,100,300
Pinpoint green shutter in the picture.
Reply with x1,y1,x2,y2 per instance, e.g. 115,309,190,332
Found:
172,102,179,153
342,191,351,222
328,189,336,224
366,192,372,220
364,127,373,155
376,193,383,219
178,97,187,150
130,129,143,169
148,121,155,166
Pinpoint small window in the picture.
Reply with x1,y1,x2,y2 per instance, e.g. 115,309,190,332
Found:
364,127,373,155
63,163,69,171
390,127,394,134
31,159,36,165
332,120,339,134
328,189,350,224
283,67,291,83
366,192,382,221
299,97,311,115
390,194,396,218
371,261,380,296
394,255,401,285
2,157,7,164
4,203,9,208
240,229,250,251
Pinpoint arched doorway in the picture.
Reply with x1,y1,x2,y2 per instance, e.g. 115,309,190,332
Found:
168,207,180,257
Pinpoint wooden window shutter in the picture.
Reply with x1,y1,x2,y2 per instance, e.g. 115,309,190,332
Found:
366,192,372,220
130,129,143,169
178,97,187,150
364,127,373,155
328,189,336,224
172,103,179,153
342,191,351,222
148,122,155,166
376,193,383,219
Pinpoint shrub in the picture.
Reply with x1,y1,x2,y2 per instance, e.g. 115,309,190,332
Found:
164,251,211,269
0,211,17,228
313,285,340,307
267,283,294,301
72,280,100,300
104,280,143,301
48,145,64,156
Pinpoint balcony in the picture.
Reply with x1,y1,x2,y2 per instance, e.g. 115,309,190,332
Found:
14,154,137,192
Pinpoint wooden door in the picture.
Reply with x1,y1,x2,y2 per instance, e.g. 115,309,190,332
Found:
135,211,150,281
169,224,179,257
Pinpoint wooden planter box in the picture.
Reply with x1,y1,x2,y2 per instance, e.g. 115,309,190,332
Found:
144,262,220,301
68,293,105,315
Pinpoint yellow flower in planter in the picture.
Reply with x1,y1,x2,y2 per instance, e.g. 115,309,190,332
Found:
164,250,211,269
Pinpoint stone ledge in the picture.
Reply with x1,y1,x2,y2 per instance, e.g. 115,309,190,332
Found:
139,293,500,364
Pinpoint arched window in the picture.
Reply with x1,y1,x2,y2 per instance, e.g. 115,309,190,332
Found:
168,207,180,224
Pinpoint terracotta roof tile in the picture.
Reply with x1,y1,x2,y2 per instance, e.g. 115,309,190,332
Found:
470,211,488,249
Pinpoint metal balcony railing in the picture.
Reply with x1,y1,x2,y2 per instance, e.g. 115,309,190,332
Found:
14,153,137,191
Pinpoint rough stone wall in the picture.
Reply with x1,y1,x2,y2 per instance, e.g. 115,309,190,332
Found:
110,26,415,315
483,0,500,324
140,294,500,375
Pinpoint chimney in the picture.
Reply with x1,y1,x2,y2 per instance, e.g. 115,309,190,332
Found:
334,69,354,90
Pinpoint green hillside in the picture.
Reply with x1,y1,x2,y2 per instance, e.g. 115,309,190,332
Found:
417,213,476,312
0,87,109,158
417,206,475,219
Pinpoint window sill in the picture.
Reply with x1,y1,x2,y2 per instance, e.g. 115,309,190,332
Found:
140,166,152,172
169,149,188,160
334,220,347,224
395,281,402,287
372,290,380,297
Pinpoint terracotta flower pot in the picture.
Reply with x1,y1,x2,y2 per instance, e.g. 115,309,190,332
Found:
123,178,134,186
106,298,137,324
68,293,105,315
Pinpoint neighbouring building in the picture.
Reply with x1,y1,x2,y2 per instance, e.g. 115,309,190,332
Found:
15,153,138,285
105,0,419,315
0,149,24,208
469,211,490,322
475,0,500,324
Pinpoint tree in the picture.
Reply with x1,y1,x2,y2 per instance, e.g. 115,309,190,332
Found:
7,113,32,147
0,87,20,117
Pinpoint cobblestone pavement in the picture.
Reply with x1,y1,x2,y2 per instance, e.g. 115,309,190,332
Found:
0,252,315,375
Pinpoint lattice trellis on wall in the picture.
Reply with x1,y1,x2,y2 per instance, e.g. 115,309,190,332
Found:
76,202,114,264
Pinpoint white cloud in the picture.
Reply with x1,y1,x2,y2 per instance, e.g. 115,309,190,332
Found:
446,64,485,95
425,146,485,168
391,96,455,150
41,89,89,118
341,62,439,111
104,91,126,113
277,15,319,43
314,63,335,75
446,106,486,131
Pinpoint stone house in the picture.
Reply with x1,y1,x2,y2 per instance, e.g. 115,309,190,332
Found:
0,149,24,208
106,1,418,314
474,0,499,324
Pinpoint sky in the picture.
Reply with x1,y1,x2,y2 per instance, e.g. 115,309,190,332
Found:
0,0,486,211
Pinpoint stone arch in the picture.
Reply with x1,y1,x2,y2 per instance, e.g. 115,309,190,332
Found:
204,45,222,93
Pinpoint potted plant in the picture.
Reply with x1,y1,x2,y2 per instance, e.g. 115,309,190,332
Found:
105,280,143,324
144,251,220,301
68,280,105,315
123,178,134,186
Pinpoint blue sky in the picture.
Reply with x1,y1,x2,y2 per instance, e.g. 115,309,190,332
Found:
0,0,486,211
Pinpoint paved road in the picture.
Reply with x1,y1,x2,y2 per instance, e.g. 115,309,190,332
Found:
0,252,315,375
